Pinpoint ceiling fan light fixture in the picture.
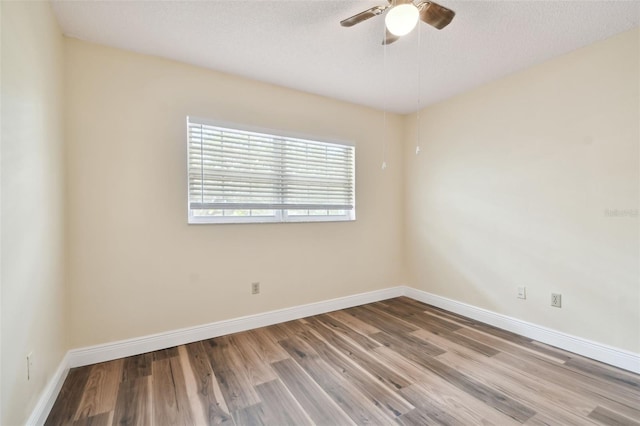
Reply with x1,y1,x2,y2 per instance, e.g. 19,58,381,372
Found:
385,3,419,36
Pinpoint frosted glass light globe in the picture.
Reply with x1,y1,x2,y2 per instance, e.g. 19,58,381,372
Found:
385,4,419,36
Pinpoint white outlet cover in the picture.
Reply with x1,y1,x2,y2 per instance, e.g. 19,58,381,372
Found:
517,286,526,299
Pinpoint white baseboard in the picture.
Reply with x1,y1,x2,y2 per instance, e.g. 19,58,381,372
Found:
29,284,640,424
67,286,405,368
404,287,640,374
25,353,70,426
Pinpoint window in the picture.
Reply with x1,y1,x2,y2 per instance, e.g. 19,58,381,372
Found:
187,117,355,224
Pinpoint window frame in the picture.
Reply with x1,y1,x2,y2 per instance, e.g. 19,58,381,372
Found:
186,117,356,225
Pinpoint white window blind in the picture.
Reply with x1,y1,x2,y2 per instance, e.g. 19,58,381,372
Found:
187,117,355,224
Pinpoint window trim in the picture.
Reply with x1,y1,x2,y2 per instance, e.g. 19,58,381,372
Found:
186,116,356,225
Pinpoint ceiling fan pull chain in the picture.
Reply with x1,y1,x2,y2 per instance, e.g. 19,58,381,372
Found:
382,20,388,171
416,23,422,156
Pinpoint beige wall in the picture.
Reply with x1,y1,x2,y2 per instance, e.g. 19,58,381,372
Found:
1,1,67,424
404,29,639,353
65,39,406,348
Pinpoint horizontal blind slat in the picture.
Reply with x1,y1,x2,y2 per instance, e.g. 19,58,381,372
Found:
190,203,354,210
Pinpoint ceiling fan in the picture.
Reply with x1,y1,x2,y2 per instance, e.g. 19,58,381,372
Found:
340,0,455,45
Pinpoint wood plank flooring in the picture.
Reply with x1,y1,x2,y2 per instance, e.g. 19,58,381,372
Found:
46,297,640,425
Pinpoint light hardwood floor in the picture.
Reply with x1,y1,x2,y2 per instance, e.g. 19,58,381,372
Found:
46,297,640,425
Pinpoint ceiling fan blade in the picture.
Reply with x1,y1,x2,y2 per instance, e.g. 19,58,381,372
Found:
418,1,455,30
382,29,400,45
340,5,389,27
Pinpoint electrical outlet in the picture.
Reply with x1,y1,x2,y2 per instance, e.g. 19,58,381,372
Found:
517,286,526,299
251,282,260,295
26,352,33,381
551,293,562,308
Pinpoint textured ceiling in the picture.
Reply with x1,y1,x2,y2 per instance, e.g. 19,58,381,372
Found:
51,0,639,114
